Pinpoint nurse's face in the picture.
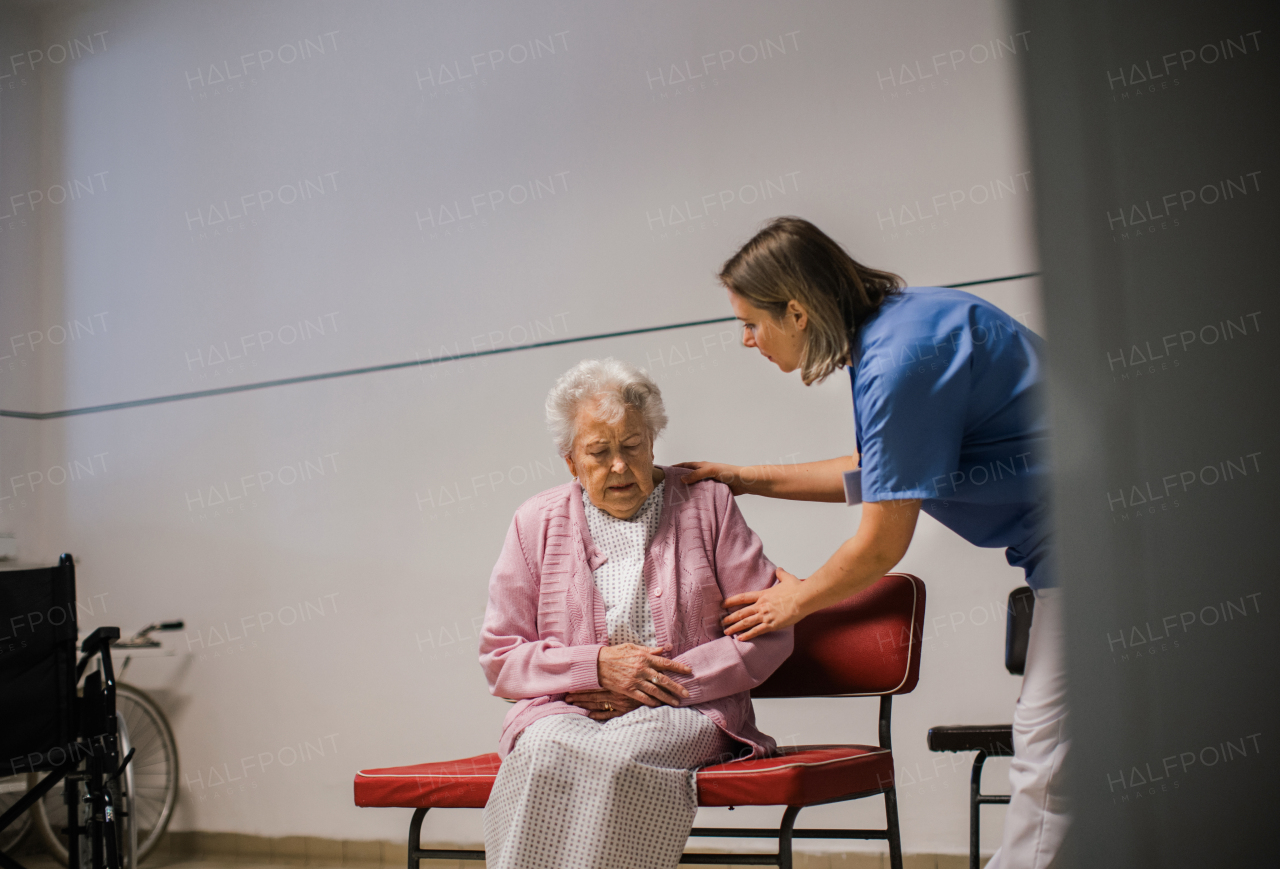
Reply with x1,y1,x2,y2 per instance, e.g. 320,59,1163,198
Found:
728,290,809,374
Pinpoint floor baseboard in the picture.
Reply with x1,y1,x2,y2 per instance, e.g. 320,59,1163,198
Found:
128,832,987,869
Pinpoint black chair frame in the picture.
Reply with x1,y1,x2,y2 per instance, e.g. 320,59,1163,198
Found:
969,748,1011,865
405,694,904,869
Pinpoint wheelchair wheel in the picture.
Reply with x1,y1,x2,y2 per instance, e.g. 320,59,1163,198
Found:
31,683,178,864
0,775,33,853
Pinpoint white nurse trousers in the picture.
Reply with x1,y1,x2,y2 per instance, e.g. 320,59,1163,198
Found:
985,586,1069,869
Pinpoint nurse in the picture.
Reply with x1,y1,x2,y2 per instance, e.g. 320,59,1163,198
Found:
679,217,1064,869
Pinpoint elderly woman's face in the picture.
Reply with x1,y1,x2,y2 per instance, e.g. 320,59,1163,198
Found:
565,400,660,519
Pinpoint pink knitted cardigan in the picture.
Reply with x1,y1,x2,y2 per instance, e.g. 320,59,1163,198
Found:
479,465,794,758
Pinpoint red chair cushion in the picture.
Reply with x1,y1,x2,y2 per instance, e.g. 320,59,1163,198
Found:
355,754,500,809
696,744,894,807
355,744,892,810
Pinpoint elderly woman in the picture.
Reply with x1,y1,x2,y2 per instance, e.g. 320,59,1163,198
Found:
479,358,793,869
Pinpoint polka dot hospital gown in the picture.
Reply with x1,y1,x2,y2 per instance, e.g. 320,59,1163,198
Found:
483,482,738,869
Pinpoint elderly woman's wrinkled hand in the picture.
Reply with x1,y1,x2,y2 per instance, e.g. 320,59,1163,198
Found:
564,690,643,721
596,644,692,708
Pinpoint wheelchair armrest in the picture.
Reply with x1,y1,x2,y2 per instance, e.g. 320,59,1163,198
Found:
81,626,121,653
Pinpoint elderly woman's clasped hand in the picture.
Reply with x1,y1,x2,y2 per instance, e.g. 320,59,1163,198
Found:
566,643,692,720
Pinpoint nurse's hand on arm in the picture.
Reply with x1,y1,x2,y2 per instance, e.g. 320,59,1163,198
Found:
676,455,857,502
720,498,921,641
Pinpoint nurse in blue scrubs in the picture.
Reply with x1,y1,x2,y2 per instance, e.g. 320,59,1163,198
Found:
679,217,1065,869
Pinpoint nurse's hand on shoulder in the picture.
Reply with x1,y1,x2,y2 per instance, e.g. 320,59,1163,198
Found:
722,567,805,642
674,461,747,495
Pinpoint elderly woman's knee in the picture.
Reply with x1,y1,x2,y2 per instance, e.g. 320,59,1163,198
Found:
513,721,587,775
516,721,566,753
520,723,652,781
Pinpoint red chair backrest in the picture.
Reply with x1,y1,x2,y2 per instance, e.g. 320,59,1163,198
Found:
751,573,925,698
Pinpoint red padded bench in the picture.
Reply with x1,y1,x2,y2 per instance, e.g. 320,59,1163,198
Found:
355,573,925,869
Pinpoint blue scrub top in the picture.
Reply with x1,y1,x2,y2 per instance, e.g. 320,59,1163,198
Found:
850,287,1053,590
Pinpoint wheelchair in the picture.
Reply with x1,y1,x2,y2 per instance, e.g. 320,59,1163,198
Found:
0,555,134,869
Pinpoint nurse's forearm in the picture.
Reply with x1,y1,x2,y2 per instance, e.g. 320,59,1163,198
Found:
795,499,921,614
796,536,897,614
736,455,855,502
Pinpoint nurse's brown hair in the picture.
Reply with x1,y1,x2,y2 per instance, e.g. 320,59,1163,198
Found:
719,217,904,385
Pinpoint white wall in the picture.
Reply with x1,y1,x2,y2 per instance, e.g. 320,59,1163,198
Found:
0,0,1042,856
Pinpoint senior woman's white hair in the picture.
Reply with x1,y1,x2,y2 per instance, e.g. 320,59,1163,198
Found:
546,358,668,456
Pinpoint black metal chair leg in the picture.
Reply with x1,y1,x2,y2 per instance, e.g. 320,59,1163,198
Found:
884,785,903,869
407,807,428,869
777,806,801,869
970,751,988,869
67,772,82,869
